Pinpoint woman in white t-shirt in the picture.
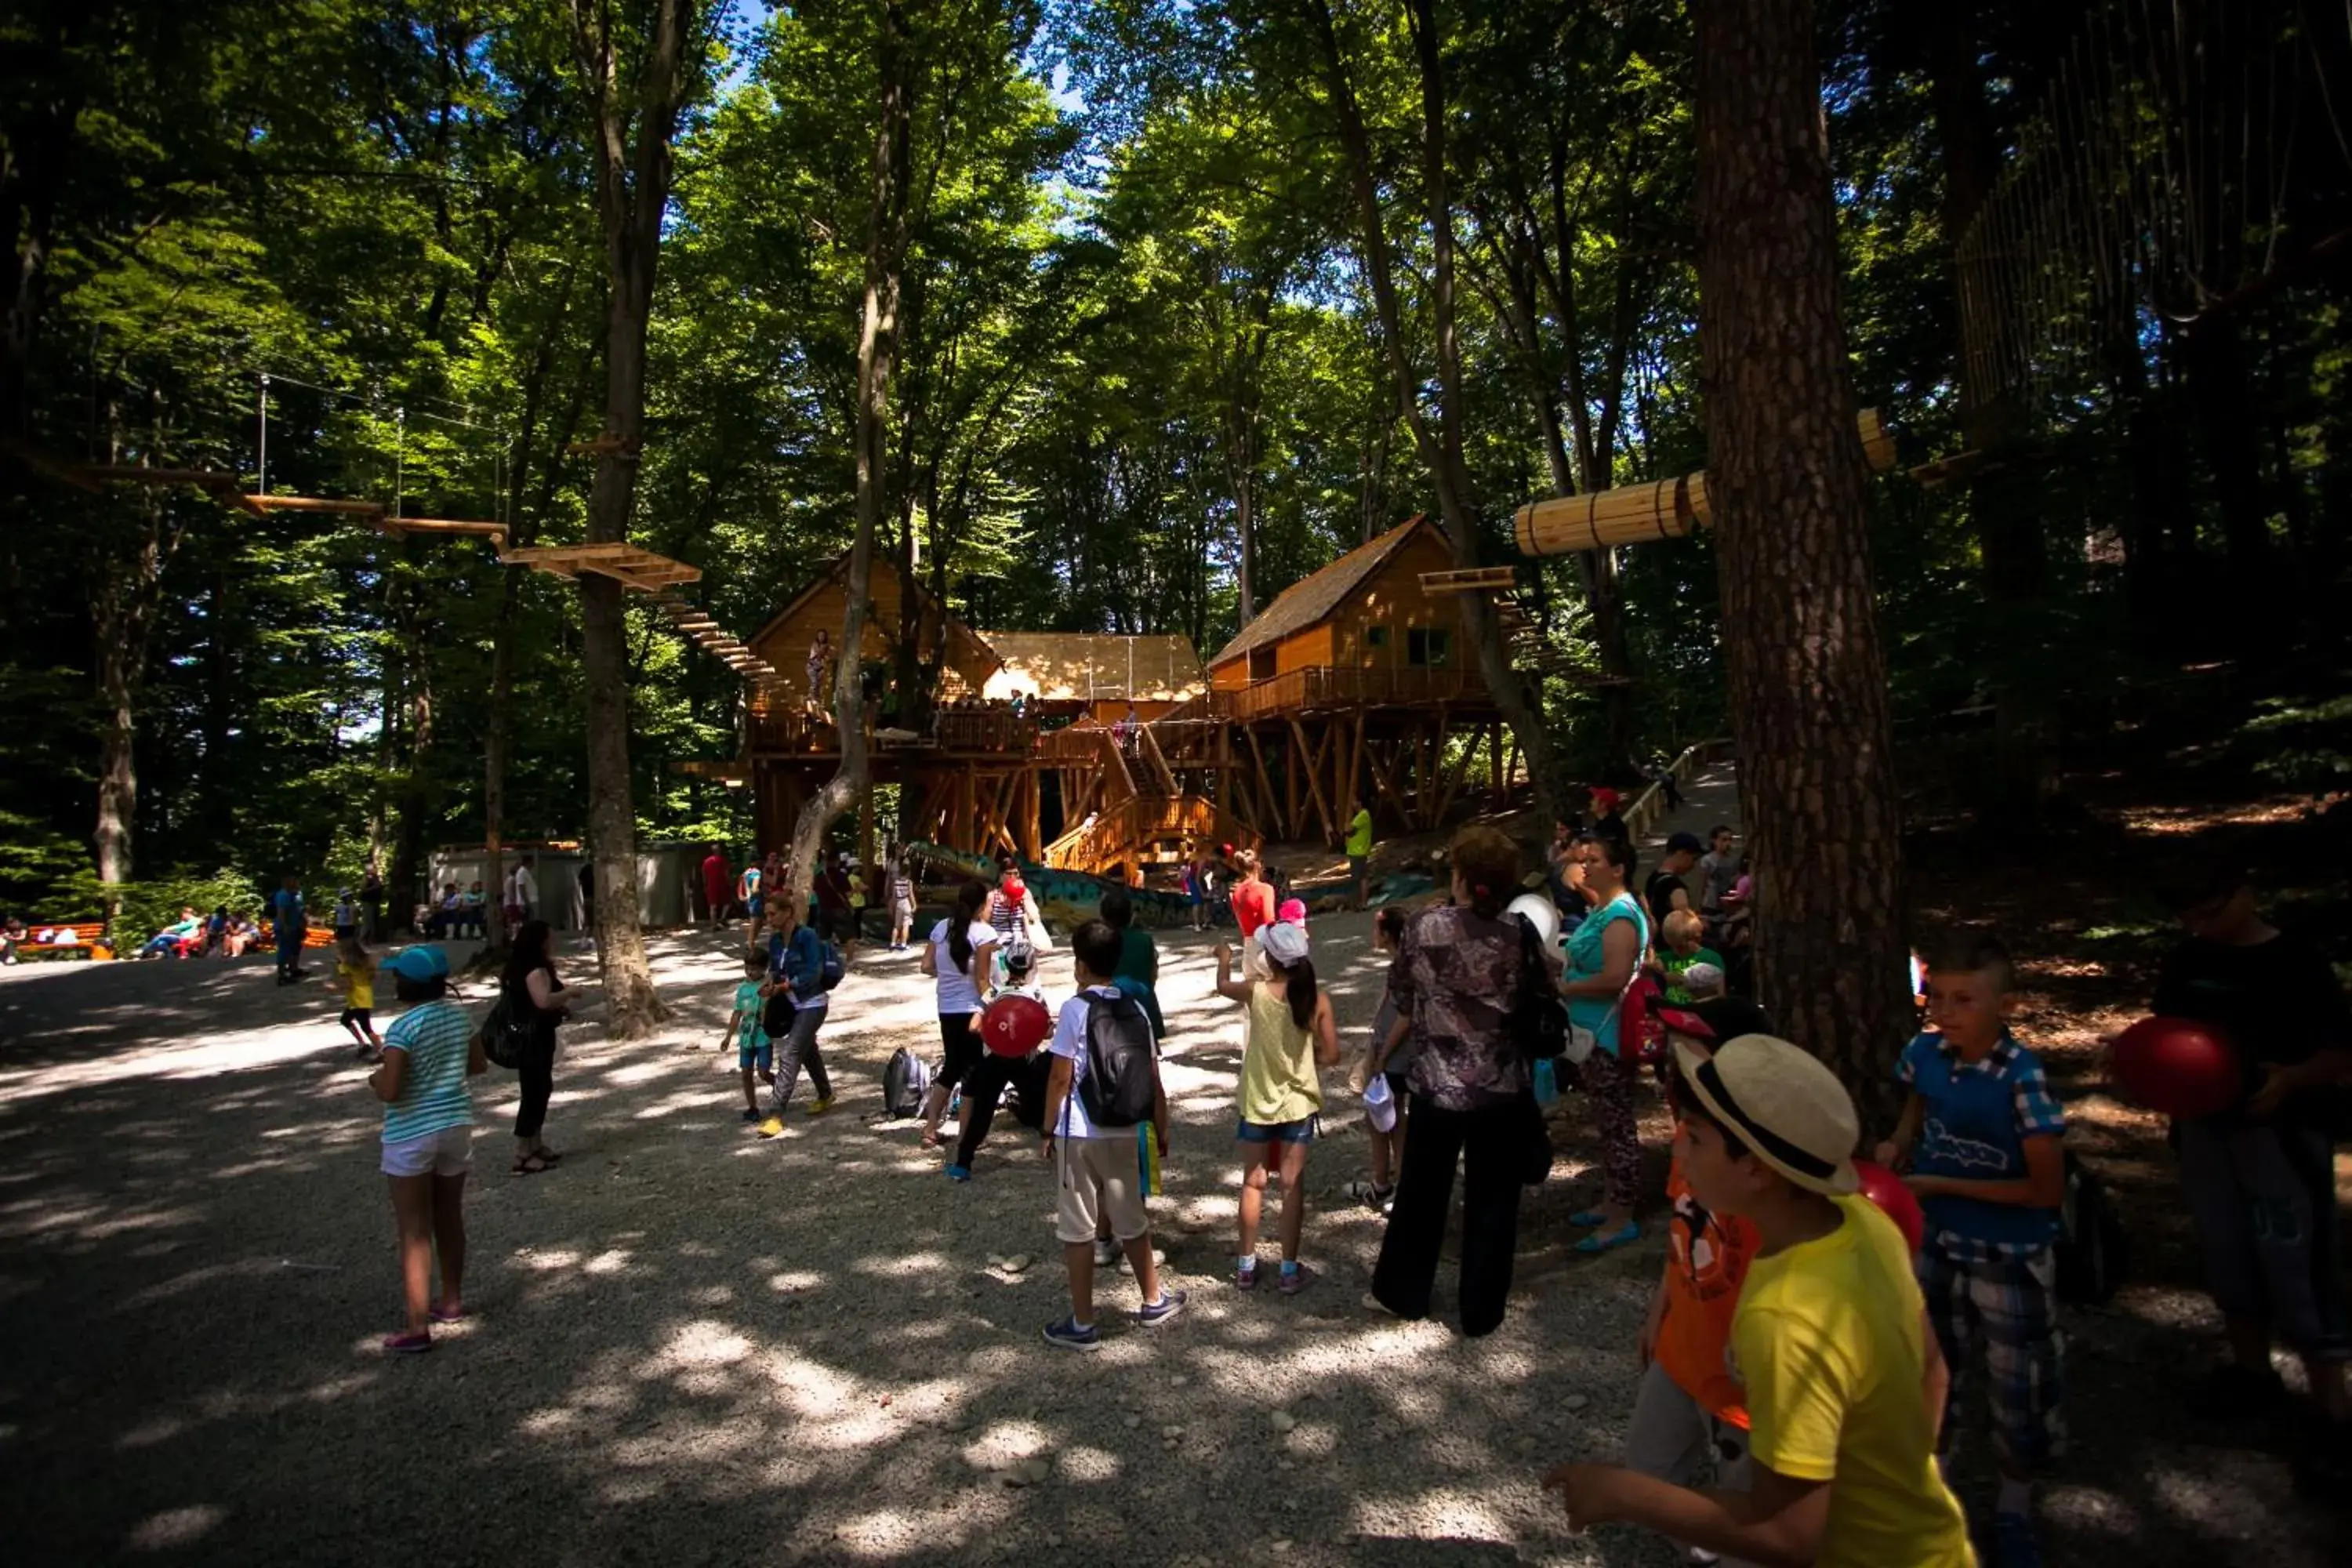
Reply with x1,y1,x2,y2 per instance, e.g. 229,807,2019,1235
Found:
916,880,999,1149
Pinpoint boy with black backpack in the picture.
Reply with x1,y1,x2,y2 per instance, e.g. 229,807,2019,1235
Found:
1039,920,1183,1350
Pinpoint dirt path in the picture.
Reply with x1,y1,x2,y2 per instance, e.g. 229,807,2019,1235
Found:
0,919,2335,1566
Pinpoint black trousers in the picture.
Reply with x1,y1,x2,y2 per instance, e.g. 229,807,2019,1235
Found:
1372,1099,1524,1337
515,1032,557,1140
955,1051,1051,1167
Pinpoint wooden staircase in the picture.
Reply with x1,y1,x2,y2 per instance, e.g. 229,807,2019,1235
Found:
1044,791,1256,880
647,588,788,698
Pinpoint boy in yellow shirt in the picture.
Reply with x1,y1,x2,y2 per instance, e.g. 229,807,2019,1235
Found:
1547,1034,1974,1567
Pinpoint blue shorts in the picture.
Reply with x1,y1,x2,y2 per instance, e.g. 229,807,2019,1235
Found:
738,1034,771,1073
1236,1116,1318,1146
746,893,764,918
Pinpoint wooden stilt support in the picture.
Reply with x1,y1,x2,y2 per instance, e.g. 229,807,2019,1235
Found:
1289,717,1337,844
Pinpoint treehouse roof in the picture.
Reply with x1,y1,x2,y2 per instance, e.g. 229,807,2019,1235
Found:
1208,514,1438,668
746,554,1000,687
973,633,1206,704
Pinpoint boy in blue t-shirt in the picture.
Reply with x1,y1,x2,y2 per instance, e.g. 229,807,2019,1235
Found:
1873,928,2066,1568
717,950,773,1122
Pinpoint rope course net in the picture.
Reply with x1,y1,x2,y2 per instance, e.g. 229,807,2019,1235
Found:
1956,0,2352,416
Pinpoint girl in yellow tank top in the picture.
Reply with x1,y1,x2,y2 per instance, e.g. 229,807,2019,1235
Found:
1212,922,1341,1292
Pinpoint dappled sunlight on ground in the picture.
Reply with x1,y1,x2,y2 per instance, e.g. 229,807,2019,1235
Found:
0,915,2339,1563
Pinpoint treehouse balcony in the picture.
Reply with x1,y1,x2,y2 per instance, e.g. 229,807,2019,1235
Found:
1219,663,1490,722
746,702,1040,758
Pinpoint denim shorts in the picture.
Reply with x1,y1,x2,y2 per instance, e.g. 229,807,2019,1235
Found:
1236,1116,1318,1145
737,1034,771,1073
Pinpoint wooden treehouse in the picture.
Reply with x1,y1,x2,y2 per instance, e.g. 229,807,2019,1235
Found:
1153,514,1527,852
686,515,1544,884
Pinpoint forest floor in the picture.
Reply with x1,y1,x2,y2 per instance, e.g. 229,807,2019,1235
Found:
0,745,2346,1566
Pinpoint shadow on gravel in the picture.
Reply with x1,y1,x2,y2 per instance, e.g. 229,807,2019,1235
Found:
0,930,2339,1566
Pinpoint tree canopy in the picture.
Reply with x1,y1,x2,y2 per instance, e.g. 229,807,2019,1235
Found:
5,0,2345,935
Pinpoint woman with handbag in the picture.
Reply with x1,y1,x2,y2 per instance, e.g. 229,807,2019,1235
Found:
1561,833,1652,1254
1370,827,1534,1337
503,920,569,1176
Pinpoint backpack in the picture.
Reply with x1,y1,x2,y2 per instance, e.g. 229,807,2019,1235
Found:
818,940,846,992
2056,1150,2129,1305
1511,916,1567,1062
479,993,527,1070
1075,991,1158,1129
882,1046,931,1119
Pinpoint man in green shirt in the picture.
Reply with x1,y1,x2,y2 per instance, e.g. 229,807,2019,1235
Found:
1345,800,1375,910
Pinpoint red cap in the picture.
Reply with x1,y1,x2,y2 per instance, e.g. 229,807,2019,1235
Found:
1591,787,1621,811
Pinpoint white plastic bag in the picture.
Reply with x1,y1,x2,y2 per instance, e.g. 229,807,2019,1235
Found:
1362,1072,1398,1133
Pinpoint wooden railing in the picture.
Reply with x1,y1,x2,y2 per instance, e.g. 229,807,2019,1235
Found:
1223,664,1489,721
746,704,1038,756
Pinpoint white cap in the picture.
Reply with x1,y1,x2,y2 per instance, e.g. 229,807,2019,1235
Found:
1258,920,1309,966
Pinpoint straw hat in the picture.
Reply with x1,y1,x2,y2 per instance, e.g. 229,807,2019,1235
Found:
1671,1034,1860,1196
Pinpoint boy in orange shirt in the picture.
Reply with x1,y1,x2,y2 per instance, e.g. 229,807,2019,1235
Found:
1628,1009,1762,1567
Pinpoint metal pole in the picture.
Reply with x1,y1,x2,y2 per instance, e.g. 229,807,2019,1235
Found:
258,373,270,494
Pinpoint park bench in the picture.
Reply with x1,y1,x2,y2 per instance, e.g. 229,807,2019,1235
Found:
259,922,339,951
18,923,113,961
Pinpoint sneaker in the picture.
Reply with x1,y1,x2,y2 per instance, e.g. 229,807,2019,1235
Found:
1277,1261,1313,1296
1040,1316,1101,1352
804,1096,836,1116
946,1163,971,1183
1093,1236,1120,1269
1234,1261,1259,1290
1991,1511,2042,1568
1135,1289,1188,1327
756,1116,786,1138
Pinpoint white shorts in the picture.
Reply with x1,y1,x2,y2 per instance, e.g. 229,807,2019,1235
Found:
381,1124,474,1178
1054,1134,1150,1245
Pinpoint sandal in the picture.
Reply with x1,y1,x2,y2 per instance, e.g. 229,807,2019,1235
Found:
383,1330,433,1354
1572,1221,1642,1255
533,1148,562,1164
1567,1209,1609,1227
430,1304,466,1324
510,1154,552,1176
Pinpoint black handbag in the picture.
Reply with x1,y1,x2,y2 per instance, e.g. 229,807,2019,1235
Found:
479,993,526,1070
1512,915,1566,1062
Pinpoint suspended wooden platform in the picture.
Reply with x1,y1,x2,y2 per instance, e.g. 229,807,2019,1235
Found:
379,517,507,542
1417,565,1519,593
1514,408,1897,557
499,542,700,591
244,493,385,517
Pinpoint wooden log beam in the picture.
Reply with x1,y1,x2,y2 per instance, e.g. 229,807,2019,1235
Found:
1362,737,1414,832
1289,716,1337,844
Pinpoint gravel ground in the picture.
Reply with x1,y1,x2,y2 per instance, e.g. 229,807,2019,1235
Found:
0,920,2338,1566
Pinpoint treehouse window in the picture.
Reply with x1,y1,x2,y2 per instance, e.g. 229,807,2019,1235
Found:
1249,647,1277,681
1365,626,1388,648
1407,628,1451,668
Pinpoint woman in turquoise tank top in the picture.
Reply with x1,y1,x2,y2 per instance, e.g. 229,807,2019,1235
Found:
1562,833,1650,1254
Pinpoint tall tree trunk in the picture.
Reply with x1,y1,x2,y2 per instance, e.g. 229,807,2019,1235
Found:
1693,0,1911,1126
786,0,909,913
86,410,178,925
2175,316,2273,633
387,564,434,928
1306,0,1567,824
570,0,695,1035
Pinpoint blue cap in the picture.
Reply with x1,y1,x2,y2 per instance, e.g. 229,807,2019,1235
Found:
388,946,450,982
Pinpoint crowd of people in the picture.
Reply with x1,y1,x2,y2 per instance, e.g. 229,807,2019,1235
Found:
313,785,2352,1567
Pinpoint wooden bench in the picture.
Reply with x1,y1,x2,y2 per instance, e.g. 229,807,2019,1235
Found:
19,922,113,961
260,922,340,951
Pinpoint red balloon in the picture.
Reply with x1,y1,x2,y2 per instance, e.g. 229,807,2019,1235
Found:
1852,1159,1926,1254
2110,1014,2241,1119
980,993,1051,1058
